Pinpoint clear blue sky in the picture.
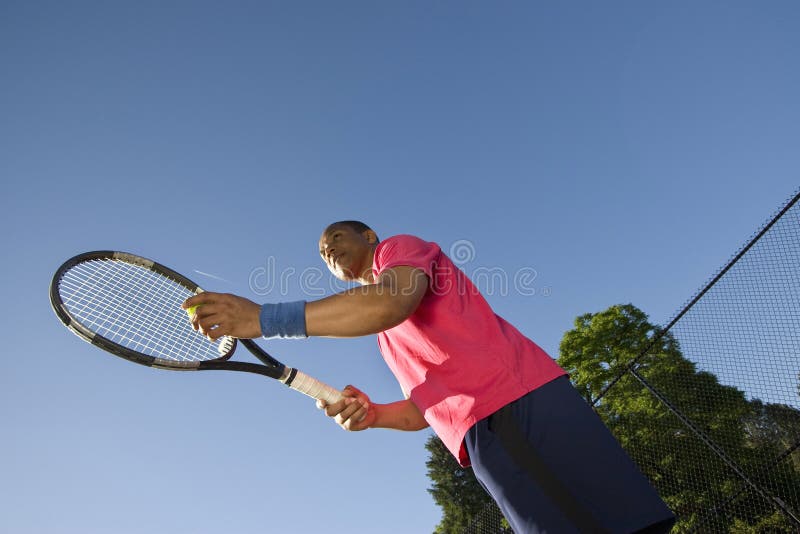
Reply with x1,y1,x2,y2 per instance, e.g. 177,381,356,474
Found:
1,2,798,533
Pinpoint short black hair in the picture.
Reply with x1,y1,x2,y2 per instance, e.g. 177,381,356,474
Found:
328,220,379,242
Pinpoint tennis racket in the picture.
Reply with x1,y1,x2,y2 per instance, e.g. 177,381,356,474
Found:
50,250,343,404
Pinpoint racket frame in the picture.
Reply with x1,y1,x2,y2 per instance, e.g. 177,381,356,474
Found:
50,251,339,401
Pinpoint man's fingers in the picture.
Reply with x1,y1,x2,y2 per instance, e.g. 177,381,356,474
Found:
317,385,371,431
198,323,227,341
333,399,359,423
193,304,217,319
343,385,364,397
324,398,348,417
186,301,217,331
334,398,370,428
334,398,358,424
346,406,368,429
343,403,372,431
183,293,262,340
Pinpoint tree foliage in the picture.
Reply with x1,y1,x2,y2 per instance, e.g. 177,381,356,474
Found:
425,435,496,533
558,304,800,533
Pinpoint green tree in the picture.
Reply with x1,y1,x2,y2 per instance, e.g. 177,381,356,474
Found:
558,304,799,533
743,399,800,471
425,435,497,533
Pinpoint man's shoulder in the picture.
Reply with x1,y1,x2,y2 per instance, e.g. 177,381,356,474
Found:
379,234,439,253
374,235,442,273
385,233,426,243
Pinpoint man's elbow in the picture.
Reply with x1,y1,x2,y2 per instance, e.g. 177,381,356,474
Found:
411,419,430,431
402,419,429,432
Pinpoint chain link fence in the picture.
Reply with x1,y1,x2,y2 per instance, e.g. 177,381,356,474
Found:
465,190,800,533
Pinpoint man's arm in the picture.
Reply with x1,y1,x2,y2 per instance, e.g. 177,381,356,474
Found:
305,265,428,337
371,398,430,431
318,385,429,432
183,265,429,340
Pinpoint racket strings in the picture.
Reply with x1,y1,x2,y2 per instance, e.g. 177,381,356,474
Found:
61,261,194,357
76,261,209,358
62,260,217,360
58,259,229,362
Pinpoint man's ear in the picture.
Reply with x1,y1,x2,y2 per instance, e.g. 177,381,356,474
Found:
363,229,379,244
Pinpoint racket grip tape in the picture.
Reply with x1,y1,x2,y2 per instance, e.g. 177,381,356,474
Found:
285,369,343,404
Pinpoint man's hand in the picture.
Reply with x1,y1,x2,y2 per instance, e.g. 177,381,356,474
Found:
317,386,429,432
182,292,262,340
317,385,375,431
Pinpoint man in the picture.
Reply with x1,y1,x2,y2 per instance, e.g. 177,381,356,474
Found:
183,221,676,533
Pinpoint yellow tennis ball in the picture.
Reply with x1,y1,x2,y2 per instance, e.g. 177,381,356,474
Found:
185,305,200,318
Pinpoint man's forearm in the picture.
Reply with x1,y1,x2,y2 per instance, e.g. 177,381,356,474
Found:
371,399,429,431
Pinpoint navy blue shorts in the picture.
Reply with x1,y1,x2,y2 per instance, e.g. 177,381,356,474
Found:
465,376,676,533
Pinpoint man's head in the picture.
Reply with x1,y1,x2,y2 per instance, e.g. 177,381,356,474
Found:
318,221,380,283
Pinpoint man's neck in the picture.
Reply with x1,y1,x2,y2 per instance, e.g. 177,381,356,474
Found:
357,246,377,284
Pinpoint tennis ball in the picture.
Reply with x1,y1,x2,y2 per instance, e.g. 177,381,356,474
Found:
185,305,200,318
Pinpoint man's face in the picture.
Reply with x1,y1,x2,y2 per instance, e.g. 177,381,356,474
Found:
318,224,374,282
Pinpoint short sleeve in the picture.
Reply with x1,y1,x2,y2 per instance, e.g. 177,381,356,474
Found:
373,235,441,279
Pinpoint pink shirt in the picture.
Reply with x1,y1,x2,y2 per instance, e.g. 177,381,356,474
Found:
373,235,566,466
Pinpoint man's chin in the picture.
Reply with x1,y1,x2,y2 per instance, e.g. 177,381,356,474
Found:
334,267,355,282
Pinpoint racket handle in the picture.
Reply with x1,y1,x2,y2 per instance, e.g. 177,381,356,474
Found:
285,369,343,404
